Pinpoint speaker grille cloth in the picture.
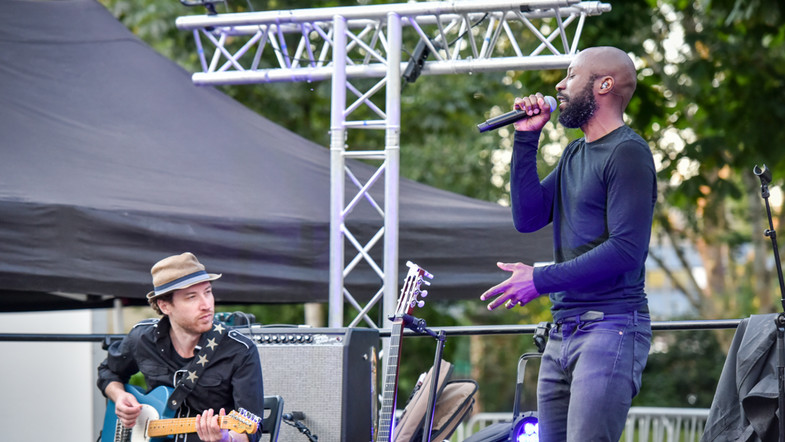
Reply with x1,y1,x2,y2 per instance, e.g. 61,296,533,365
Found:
258,343,345,442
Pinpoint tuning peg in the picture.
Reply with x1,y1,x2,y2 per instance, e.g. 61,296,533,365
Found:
417,300,425,308
420,290,428,298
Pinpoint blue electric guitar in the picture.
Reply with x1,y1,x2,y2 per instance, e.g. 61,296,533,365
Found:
101,384,259,442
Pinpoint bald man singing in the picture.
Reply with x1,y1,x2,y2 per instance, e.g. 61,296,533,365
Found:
481,47,657,441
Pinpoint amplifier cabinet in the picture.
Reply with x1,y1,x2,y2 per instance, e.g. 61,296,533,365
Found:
243,327,379,442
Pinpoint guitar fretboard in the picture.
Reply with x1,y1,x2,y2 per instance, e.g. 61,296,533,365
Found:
146,415,244,437
146,416,199,437
376,320,404,442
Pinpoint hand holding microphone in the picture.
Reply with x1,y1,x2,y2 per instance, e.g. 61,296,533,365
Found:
477,94,557,133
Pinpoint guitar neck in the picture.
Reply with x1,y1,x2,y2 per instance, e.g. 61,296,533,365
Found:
145,415,236,438
376,320,404,442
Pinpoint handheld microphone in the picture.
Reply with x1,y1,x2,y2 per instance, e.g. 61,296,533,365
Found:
283,411,306,421
477,96,558,133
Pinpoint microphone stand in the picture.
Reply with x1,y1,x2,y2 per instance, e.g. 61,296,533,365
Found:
402,314,446,442
754,164,785,442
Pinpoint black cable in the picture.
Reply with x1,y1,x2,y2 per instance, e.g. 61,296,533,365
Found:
179,0,228,15
282,417,318,441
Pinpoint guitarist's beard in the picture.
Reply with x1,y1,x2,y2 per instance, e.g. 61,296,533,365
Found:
168,310,216,337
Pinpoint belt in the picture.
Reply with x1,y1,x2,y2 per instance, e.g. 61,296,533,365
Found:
557,307,649,324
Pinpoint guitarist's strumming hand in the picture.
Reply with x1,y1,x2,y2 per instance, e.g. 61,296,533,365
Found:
104,381,142,428
195,408,249,442
480,262,542,310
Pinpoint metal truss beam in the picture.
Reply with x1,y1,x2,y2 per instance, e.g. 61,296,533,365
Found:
176,1,609,85
175,0,610,328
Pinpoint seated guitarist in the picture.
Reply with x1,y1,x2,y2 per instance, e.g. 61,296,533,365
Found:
97,252,264,442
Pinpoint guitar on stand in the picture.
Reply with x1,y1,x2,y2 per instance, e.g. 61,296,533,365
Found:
376,261,433,442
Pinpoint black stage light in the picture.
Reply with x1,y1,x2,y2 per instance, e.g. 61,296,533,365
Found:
403,39,441,83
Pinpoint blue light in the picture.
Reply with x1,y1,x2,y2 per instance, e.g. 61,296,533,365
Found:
511,413,539,442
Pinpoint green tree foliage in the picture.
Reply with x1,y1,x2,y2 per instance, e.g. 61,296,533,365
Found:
217,303,307,327
634,328,733,408
587,0,785,319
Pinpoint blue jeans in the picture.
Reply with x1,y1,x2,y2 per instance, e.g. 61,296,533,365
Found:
537,310,651,442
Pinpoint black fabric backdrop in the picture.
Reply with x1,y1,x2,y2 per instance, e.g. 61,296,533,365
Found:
0,0,553,311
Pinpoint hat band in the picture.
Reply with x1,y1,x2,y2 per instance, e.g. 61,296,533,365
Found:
154,270,209,297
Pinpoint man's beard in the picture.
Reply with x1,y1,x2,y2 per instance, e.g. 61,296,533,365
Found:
558,79,598,129
170,311,215,336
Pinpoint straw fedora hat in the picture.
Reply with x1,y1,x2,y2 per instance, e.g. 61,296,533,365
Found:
146,252,221,300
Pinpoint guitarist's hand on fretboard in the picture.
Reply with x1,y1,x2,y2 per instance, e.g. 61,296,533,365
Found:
195,408,248,442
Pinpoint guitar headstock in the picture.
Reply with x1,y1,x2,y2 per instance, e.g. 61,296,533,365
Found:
223,409,261,435
393,261,433,319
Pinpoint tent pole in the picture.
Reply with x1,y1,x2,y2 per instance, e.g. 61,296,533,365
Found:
112,298,124,334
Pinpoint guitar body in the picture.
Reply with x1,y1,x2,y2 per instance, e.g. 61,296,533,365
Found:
102,384,175,442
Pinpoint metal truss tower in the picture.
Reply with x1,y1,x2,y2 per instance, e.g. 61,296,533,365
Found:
175,0,610,328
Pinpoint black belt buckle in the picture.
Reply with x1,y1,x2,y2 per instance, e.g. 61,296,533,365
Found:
533,321,552,352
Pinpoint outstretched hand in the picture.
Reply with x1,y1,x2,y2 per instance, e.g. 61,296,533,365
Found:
480,262,541,310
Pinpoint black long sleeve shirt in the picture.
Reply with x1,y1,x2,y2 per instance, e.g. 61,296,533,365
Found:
511,127,656,321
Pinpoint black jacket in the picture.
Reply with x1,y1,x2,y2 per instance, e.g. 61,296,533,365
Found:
702,314,780,442
97,317,264,442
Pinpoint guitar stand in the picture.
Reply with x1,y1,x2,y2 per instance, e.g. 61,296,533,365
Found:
402,313,446,442
754,164,785,442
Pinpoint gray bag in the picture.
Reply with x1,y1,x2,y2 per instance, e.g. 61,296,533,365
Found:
394,360,478,442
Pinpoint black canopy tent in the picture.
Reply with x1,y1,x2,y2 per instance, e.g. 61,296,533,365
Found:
0,0,553,312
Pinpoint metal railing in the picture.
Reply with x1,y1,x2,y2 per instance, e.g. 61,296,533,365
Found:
625,407,709,442
454,407,709,441
0,318,742,343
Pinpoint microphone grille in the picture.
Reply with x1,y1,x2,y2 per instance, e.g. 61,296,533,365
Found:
544,95,558,112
